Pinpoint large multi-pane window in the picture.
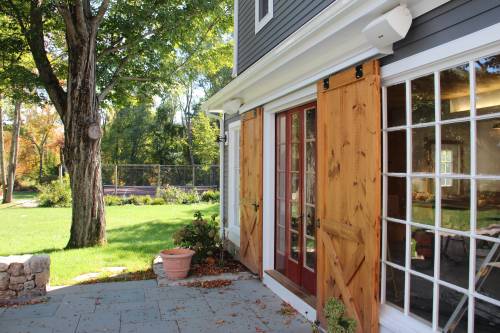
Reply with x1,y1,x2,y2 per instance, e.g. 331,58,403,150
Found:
382,53,500,332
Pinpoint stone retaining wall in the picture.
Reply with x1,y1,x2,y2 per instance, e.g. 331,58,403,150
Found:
0,255,50,304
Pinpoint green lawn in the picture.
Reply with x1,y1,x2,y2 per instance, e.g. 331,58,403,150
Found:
0,203,219,286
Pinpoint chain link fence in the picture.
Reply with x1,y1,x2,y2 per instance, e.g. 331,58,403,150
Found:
102,164,219,196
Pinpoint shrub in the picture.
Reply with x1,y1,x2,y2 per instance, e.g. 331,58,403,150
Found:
156,185,185,204
182,189,200,204
201,190,220,202
37,178,72,208
151,197,166,205
173,211,220,262
324,298,357,333
104,195,123,206
128,195,152,205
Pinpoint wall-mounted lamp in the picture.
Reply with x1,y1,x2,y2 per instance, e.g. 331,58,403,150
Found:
216,134,228,144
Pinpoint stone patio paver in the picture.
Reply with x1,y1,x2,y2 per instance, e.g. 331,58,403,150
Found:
0,279,311,333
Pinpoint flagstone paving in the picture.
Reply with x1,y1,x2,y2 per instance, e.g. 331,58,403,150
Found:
0,279,311,333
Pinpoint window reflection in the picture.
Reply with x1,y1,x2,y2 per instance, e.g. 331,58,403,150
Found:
388,130,406,173
441,64,470,120
477,118,500,175
438,285,467,332
412,127,435,173
410,274,433,324
388,177,406,220
475,54,500,116
387,83,406,127
475,238,500,302
387,222,405,266
441,179,470,231
475,298,500,332
386,267,405,309
412,178,435,226
477,180,500,231
440,233,469,289
411,227,434,277
441,121,470,175
412,74,435,123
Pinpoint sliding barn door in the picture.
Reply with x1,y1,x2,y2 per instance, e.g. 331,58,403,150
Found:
240,108,263,276
316,60,381,332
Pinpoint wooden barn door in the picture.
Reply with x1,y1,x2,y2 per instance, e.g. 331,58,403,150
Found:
316,60,381,332
240,108,263,276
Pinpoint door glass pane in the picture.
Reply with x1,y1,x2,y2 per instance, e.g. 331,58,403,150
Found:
441,179,470,231
387,221,405,266
412,126,435,173
290,202,300,231
475,238,500,302
387,83,406,127
290,231,299,261
291,173,300,201
279,199,285,227
278,172,285,198
440,233,469,289
475,54,500,116
474,298,500,332
412,74,435,124
291,144,300,171
305,206,315,237
409,274,433,324
277,225,285,253
305,173,315,205
388,130,406,173
441,121,470,174
279,116,286,143
412,178,435,226
291,113,300,142
385,267,405,309
305,142,315,172
306,108,316,139
477,180,500,231
441,63,470,120
438,285,468,332
305,237,316,270
477,118,500,175
411,226,434,277
278,144,286,171
388,177,406,220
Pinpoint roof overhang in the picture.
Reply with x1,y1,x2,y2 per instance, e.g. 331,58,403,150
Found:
202,0,450,115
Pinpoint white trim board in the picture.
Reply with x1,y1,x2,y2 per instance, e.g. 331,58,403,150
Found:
255,0,273,34
227,120,241,246
263,272,317,322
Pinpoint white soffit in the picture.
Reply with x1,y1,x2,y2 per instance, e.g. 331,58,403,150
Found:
202,0,450,113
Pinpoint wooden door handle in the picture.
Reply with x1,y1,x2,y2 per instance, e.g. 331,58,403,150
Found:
252,202,260,212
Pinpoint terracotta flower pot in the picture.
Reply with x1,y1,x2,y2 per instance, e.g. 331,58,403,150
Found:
160,248,195,280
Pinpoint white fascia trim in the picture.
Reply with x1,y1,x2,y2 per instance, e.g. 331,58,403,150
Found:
227,120,241,246
381,21,500,84
379,304,433,333
228,119,241,130
263,84,316,114
263,272,317,322
255,0,273,34
232,0,239,77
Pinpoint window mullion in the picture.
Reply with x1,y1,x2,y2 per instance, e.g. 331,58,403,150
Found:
468,60,477,333
432,71,441,332
404,79,412,316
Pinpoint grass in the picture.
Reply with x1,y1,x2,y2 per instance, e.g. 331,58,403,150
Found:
0,203,219,286
412,205,499,231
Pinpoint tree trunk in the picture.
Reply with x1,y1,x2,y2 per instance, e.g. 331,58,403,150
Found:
0,96,7,200
38,148,44,181
4,101,21,204
64,24,106,249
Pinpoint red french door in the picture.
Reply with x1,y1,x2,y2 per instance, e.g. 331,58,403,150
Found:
275,102,317,295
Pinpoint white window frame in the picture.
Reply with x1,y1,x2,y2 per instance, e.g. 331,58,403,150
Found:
227,120,241,245
255,0,273,34
381,24,500,333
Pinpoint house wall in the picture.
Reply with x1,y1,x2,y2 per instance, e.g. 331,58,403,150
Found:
381,0,500,65
237,0,336,75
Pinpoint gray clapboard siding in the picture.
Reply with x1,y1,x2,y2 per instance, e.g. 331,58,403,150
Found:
237,0,336,74
381,0,500,65
222,113,241,228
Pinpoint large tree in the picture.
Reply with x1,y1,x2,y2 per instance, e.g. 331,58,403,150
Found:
0,0,232,248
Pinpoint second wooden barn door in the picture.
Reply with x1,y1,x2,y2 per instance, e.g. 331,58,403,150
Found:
240,108,263,276
316,60,381,332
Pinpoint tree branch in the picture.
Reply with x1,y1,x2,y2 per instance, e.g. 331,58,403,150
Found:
97,56,129,103
56,4,78,46
93,0,109,28
26,0,67,117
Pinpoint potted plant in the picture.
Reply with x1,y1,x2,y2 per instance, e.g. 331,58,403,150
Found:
160,248,195,280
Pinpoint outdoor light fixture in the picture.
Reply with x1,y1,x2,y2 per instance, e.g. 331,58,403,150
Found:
216,134,227,144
